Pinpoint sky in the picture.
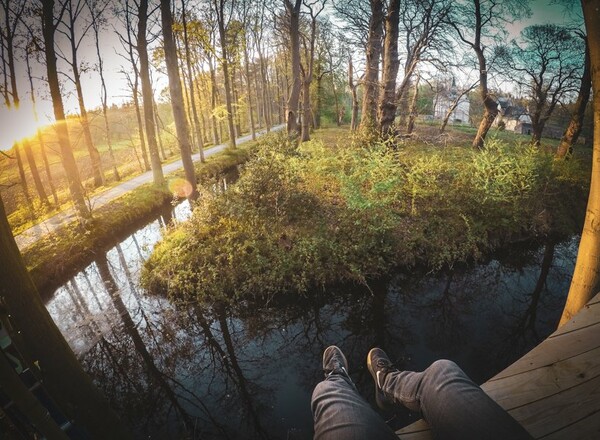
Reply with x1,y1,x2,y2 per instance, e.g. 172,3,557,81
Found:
0,0,584,151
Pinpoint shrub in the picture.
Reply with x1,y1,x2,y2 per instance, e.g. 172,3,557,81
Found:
142,132,588,302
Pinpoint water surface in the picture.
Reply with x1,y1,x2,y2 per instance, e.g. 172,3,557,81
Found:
44,202,577,439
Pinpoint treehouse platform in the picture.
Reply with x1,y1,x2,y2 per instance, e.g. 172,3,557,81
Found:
397,292,600,439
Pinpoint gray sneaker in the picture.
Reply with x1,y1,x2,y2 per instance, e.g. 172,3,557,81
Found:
367,348,397,410
322,345,349,378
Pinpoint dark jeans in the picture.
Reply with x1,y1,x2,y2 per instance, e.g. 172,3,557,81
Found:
312,359,532,440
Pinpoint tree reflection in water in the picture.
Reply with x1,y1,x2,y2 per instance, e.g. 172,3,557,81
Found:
43,204,579,439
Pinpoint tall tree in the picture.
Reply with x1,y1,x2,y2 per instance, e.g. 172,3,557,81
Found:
500,24,583,146
160,0,198,200
40,0,89,218
559,0,600,325
213,0,237,147
116,1,150,171
360,0,383,129
556,36,591,158
348,56,361,131
378,0,400,136
88,0,121,181
1,0,34,210
299,0,326,142
25,40,58,205
448,0,528,150
59,0,105,187
181,0,206,161
284,0,302,135
137,0,165,184
0,197,132,438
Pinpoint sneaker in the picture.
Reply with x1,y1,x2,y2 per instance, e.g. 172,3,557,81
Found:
322,345,349,378
367,348,397,410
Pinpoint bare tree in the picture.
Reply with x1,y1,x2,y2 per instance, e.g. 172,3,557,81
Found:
160,0,198,200
88,0,121,180
557,35,591,158
181,0,206,160
299,0,326,142
137,0,165,184
348,56,361,131
360,0,383,129
57,0,105,187
448,0,529,150
499,24,583,146
284,0,302,135
115,1,151,171
378,0,400,136
40,0,89,218
213,0,237,147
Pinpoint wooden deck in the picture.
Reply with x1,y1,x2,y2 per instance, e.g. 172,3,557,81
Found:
397,292,600,439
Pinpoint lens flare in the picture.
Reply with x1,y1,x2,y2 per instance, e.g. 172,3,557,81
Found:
168,177,193,198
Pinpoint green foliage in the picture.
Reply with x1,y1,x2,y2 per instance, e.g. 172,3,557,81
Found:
143,132,588,302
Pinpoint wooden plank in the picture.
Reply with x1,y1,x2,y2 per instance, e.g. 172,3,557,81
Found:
550,301,600,338
397,420,431,439
397,293,600,439
542,407,600,440
507,374,600,438
490,323,600,381
482,346,600,409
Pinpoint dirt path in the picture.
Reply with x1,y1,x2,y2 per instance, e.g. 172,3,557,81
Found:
15,125,285,250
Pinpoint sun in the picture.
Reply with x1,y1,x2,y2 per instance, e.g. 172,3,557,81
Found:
0,103,46,151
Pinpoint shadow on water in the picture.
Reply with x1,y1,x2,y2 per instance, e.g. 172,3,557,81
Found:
43,197,578,439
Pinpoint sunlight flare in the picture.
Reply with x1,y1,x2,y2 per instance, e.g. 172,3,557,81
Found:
0,103,45,151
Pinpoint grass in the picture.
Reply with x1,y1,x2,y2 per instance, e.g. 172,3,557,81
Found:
22,141,258,293
142,126,590,303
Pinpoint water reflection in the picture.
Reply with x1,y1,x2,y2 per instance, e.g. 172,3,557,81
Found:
44,200,578,439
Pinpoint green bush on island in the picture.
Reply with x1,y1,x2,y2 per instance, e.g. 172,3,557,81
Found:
142,131,588,302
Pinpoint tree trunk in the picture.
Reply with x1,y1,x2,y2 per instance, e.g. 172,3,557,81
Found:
215,0,236,148
132,75,150,171
14,143,32,209
471,1,498,150
208,56,221,145
348,58,359,131
360,0,384,129
243,40,256,140
160,0,198,200
301,80,311,141
557,39,591,159
285,0,302,135
406,74,420,134
67,8,105,188
0,197,131,438
182,0,205,161
38,130,58,205
153,97,168,160
23,140,49,207
41,0,89,218
137,0,165,185
93,19,120,181
378,0,400,136
559,0,600,325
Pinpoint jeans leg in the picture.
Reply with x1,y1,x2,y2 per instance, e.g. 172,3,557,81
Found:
312,374,397,440
382,360,532,440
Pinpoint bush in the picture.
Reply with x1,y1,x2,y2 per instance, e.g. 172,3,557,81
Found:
142,132,588,302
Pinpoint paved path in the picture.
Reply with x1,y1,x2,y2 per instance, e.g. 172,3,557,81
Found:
15,125,285,250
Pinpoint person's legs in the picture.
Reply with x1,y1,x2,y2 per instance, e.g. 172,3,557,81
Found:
368,349,532,440
311,346,397,440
